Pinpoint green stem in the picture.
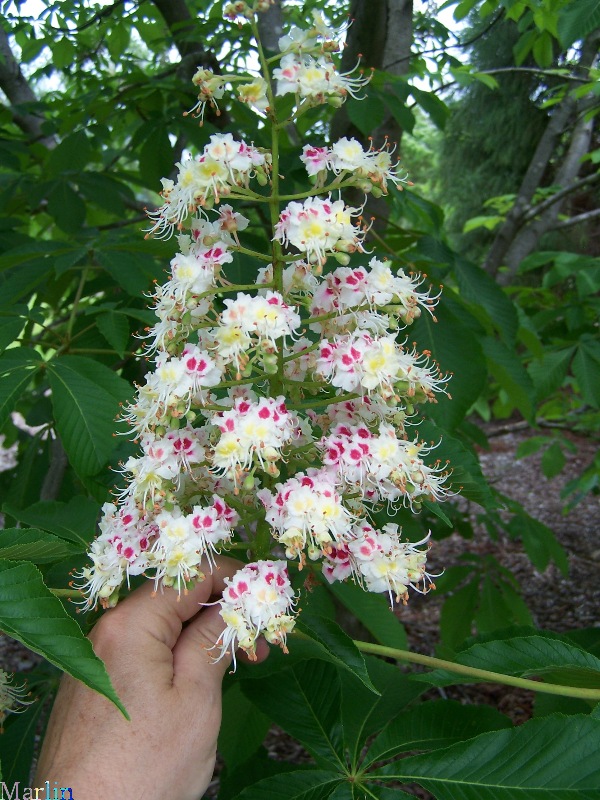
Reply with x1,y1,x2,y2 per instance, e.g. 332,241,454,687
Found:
278,179,356,202
231,244,274,263
70,348,138,357
289,391,361,411
49,588,81,599
353,640,600,701
65,268,89,345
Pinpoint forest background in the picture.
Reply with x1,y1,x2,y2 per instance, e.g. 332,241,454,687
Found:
0,0,599,797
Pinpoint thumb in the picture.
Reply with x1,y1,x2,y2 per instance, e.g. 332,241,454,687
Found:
173,604,233,684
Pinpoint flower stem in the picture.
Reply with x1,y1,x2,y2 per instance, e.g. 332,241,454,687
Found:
352,639,600,701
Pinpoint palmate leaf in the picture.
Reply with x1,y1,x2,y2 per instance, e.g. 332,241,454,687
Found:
241,660,344,768
0,348,43,427
3,496,100,548
0,561,126,715
296,613,378,694
0,528,82,563
374,714,600,799
340,656,424,766
413,635,600,689
233,770,343,800
329,786,413,800
362,700,511,769
326,580,408,650
412,302,487,432
47,355,131,477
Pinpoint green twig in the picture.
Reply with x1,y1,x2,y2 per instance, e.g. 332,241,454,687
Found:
353,640,600,701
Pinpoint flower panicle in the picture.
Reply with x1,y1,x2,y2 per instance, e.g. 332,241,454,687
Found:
79,0,457,660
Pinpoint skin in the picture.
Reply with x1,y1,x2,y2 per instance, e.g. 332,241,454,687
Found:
35,556,268,800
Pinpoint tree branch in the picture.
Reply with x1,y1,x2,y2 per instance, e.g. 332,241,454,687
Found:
484,35,599,278
553,207,600,230
0,26,53,145
522,172,600,223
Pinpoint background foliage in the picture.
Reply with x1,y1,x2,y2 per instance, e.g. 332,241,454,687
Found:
0,0,599,796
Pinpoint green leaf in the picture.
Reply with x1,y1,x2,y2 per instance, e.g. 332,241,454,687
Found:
440,579,479,650
374,715,600,797
558,0,600,46
241,660,344,767
46,180,86,233
232,770,342,800
47,355,130,476
541,441,565,479
97,248,159,296
0,528,82,562
51,36,76,69
528,347,575,401
0,261,54,311
454,257,518,346
340,656,424,763
0,314,25,354
417,635,600,689
532,30,554,68
363,700,511,768
410,87,449,129
572,339,600,408
326,580,408,650
463,214,504,233
419,420,496,508
0,348,43,427
3,496,100,548
297,613,379,694
412,303,487,432
46,130,92,177
506,515,568,575
219,682,270,771
0,560,126,715
346,93,387,136
96,311,130,357
139,123,174,187
482,337,535,421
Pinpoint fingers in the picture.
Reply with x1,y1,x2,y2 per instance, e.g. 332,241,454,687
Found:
173,608,271,685
102,555,243,651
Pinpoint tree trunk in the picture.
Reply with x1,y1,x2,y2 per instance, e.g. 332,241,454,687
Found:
331,0,413,146
484,34,599,278
0,27,54,145
499,103,596,282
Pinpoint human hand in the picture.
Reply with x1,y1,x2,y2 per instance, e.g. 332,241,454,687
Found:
35,556,267,800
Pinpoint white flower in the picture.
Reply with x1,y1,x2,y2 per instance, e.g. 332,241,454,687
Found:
0,670,33,728
260,467,354,562
274,196,365,265
214,560,296,665
322,524,434,604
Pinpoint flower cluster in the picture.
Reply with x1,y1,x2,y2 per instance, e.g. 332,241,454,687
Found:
212,395,300,479
301,138,408,195
259,467,353,563
322,524,433,604
321,422,450,509
273,53,370,107
80,5,455,666
77,493,239,608
0,434,18,474
146,134,270,238
214,560,296,664
0,670,32,729
274,196,366,265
